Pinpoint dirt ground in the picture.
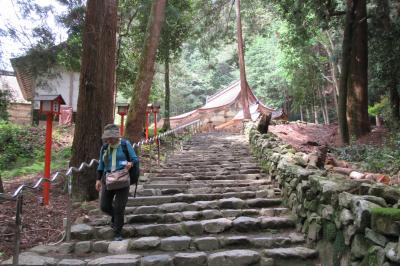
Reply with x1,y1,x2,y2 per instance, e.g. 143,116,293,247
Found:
0,177,89,259
269,122,388,153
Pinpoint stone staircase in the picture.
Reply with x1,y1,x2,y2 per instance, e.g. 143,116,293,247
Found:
2,133,319,266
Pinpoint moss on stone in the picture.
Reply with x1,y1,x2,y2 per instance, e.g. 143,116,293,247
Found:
333,231,347,266
323,221,337,242
371,208,400,220
260,160,271,172
359,246,385,266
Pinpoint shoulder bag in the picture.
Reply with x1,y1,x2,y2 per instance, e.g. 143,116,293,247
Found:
105,168,130,190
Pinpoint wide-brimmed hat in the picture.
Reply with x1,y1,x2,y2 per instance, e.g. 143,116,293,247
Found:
102,124,121,139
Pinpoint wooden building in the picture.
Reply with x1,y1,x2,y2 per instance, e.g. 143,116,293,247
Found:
11,56,79,124
159,80,275,132
0,71,32,124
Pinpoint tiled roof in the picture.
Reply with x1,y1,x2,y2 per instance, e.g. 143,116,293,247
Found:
10,58,34,101
0,75,30,103
170,109,198,120
169,80,276,122
200,80,241,109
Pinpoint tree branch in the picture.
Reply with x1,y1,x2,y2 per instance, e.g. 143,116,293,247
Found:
326,0,345,17
120,9,139,37
320,71,333,83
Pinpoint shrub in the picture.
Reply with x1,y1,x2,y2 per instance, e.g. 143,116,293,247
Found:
0,122,32,170
333,140,400,176
0,122,47,172
0,89,12,121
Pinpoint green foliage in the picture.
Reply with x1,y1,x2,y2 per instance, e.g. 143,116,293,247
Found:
333,140,400,176
0,122,35,171
368,0,400,104
368,96,400,129
116,0,150,98
371,208,400,220
0,89,12,121
246,35,287,108
1,147,71,179
368,97,387,117
3,0,84,76
158,0,193,62
0,122,72,179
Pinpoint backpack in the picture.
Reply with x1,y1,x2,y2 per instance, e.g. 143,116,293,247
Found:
101,139,140,185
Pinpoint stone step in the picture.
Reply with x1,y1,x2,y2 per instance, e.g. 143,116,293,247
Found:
71,216,296,240
143,184,189,189
124,198,284,214
187,185,274,194
162,162,256,166
137,187,269,197
263,246,319,260
145,179,271,187
141,183,272,192
87,198,284,217
53,233,306,257
4,247,318,266
88,207,289,226
150,172,261,179
154,165,260,172
3,248,313,266
148,174,264,181
126,192,279,206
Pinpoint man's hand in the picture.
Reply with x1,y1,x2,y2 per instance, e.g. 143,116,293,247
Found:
125,162,133,170
95,180,102,192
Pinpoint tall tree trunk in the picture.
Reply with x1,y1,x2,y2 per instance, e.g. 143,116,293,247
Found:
390,81,400,123
332,85,339,121
321,103,327,125
306,107,310,122
0,174,4,193
375,115,382,127
70,0,117,201
317,86,326,124
235,0,250,119
162,49,171,131
323,94,330,124
338,0,355,144
379,0,400,124
125,0,167,142
300,105,304,121
320,86,330,124
312,92,319,124
347,0,370,138
324,30,340,118
314,105,319,124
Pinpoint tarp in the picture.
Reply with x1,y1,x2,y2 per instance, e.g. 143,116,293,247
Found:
59,105,73,126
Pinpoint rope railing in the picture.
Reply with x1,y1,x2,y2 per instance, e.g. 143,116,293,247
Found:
0,119,202,266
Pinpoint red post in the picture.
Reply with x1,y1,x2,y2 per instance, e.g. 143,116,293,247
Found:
153,112,157,137
43,113,53,205
120,114,125,136
145,112,149,140
154,111,160,166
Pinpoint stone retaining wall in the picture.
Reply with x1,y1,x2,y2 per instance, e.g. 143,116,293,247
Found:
248,127,400,266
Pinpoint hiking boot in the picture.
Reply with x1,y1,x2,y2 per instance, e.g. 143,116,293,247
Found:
110,223,116,231
113,233,123,241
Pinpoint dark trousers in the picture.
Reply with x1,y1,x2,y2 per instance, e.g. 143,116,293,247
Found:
100,185,129,235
